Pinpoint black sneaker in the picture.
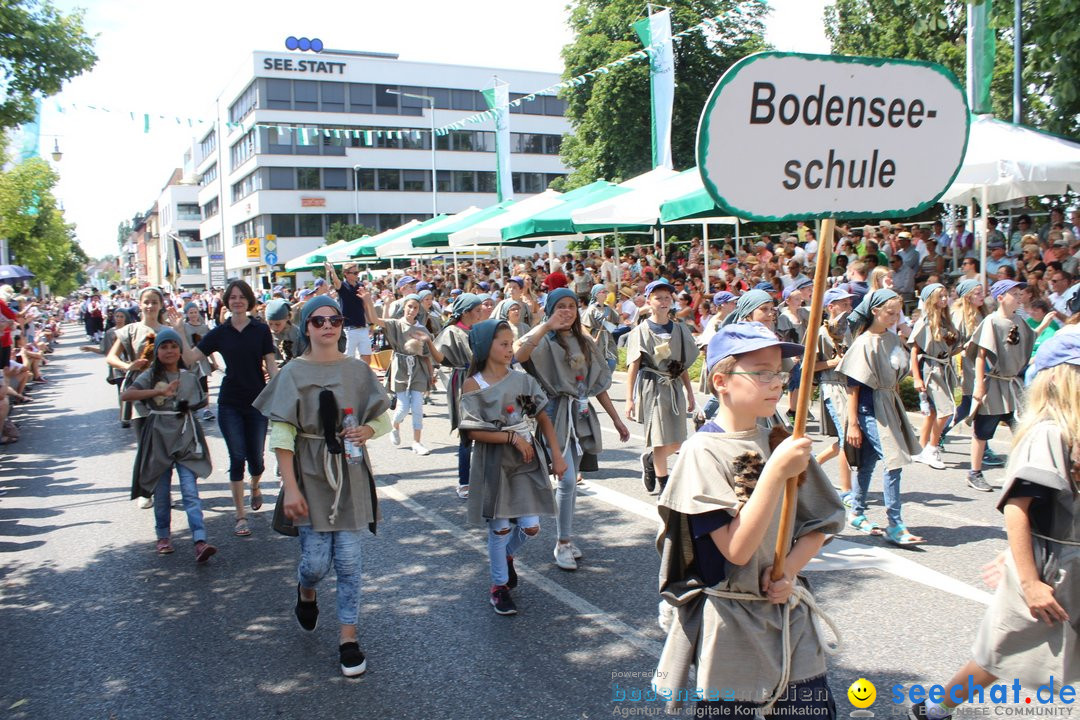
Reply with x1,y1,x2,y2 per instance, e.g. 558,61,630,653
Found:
490,585,517,615
640,451,656,494
967,470,993,492
294,584,318,631
506,556,518,589
339,641,367,677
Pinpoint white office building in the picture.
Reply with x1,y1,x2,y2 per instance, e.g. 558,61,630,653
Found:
156,168,207,289
192,48,571,287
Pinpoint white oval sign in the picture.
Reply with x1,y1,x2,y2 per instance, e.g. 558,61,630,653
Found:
697,52,970,222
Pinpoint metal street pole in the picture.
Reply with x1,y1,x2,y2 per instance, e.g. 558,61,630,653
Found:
1013,0,1023,124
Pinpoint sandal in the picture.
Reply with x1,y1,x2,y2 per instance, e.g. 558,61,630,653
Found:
886,524,925,546
849,515,884,536
234,518,252,536
250,487,263,511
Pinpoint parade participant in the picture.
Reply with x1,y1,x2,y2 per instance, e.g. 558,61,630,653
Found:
491,276,538,327
654,323,844,719
254,295,391,678
120,328,216,563
580,284,619,374
777,283,810,420
841,289,926,545
83,308,132,425
385,275,418,319
180,301,216,421
909,327,1080,720
493,299,530,340
625,280,698,495
265,298,300,368
814,288,854,506
323,262,372,363
908,283,961,470
175,279,278,537
966,280,1036,493
366,293,442,456
459,318,566,615
106,287,169,434
434,293,485,499
515,287,630,571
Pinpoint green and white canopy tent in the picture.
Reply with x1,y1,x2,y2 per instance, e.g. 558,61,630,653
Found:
283,239,356,272
447,190,563,247
409,201,516,249
499,180,649,242
375,208,483,259
324,220,425,263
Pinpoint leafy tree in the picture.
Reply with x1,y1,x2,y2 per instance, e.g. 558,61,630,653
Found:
0,0,97,130
116,219,132,251
325,222,377,244
824,0,1080,138
558,0,769,189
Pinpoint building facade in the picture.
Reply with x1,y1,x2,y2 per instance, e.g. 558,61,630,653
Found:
155,169,207,289
193,49,571,287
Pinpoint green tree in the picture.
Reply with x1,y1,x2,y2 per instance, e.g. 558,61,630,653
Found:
325,222,377,244
824,0,1080,138
558,0,769,189
0,0,97,130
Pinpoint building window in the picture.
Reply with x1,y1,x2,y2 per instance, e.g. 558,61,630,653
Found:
428,87,450,109
398,86,425,117
376,169,400,191
230,129,256,171
375,85,398,114
297,214,323,236
320,81,345,112
266,79,292,109
452,170,476,193
204,234,221,252
265,126,293,154
294,80,319,111
232,218,257,246
349,83,373,113
201,197,219,220
512,172,546,194
232,171,260,201
356,168,375,191
326,213,352,229
436,169,451,193
177,203,201,222
296,168,320,190
271,214,296,237
229,82,258,123
200,163,218,187
545,135,562,155
402,169,428,192
451,89,477,111
544,95,567,117
323,167,347,190
199,131,217,163
477,171,496,194
378,214,403,230
268,167,295,190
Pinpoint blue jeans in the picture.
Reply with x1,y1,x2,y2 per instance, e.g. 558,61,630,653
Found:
545,397,580,541
606,357,616,374
217,402,268,483
298,526,364,625
701,396,719,421
154,463,207,543
458,437,471,487
823,397,844,444
393,390,424,431
850,411,904,528
488,516,539,586
943,394,972,436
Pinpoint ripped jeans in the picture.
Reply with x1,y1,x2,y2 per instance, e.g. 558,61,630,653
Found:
297,526,363,625
488,516,539,586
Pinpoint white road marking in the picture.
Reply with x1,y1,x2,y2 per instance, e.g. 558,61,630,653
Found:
379,484,664,658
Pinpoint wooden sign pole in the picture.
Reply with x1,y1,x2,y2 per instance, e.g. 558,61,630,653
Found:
770,217,834,581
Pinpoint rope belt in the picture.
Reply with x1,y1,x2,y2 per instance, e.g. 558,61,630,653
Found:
148,409,199,455
298,432,345,525
639,366,681,420
703,585,842,715
1031,531,1080,547
987,372,1024,410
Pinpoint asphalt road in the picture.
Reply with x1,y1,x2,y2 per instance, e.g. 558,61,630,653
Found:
0,326,1073,720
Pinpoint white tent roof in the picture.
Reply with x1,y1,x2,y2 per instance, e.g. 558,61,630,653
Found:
375,208,482,258
940,115,1080,205
448,190,563,247
571,168,695,227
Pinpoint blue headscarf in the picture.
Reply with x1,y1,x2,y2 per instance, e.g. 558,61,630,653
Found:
919,283,944,304
956,279,980,298
847,288,899,334
265,298,291,321
494,299,523,322
544,287,578,318
297,295,342,354
468,319,510,370
449,292,483,324
721,289,773,327
153,327,183,350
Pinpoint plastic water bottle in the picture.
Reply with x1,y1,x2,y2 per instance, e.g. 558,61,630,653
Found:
918,391,931,416
342,408,363,465
575,375,590,418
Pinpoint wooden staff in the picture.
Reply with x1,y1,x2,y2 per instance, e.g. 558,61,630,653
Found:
771,218,834,582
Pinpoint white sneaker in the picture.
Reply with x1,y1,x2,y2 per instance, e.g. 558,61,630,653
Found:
411,442,430,456
567,541,583,560
390,427,400,446
915,446,946,470
553,543,578,571
137,495,154,509
927,446,946,470
456,485,469,499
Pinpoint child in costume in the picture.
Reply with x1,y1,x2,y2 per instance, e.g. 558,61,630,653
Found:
908,283,960,470
966,280,1036,493
515,287,630,571
265,298,301,369
459,319,566,615
106,286,169,434
699,290,777,426
433,293,485,499
625,280,699,495
580,284,620,374
254,295,391,678
909,326,1080,720
180,301,217,421
121,328,216,563
840,289,926,545
654,322,844,717
814,288,855,507
777,281,812,420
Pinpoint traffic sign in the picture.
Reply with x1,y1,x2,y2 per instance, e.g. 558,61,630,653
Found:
697,52,969,222
265,252,278,266
245,237,260,259
265,234,277,252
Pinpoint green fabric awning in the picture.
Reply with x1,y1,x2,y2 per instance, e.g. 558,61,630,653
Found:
500,181,648,241
325,219,428,261
659,187,720,223
283,239,355,272
410,200,515,248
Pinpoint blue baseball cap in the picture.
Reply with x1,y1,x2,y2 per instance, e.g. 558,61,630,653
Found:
795,278,815,291
781,285,805,301
989,279,1026,299
478,281,490,291
754,281,775,292
644,280,676,297
1029,326,1080,377
712,291,736,305
416,281,432,291
314,278,326,287
396,275,417,289
450,288,463,297
508,276,525,288
298,288,314,299
823,288,853,306
706,322,804,373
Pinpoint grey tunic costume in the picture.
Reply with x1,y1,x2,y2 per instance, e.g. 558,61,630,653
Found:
776,306,810,344
253,357,390,532
816,320,851,439
654,428,845,702
181,321,213,377
907,315,960,417
492,297,534,327
270,324,301,367
383,318,434,393
838,330,922,470
580,302,619,363
460,371,556,523
434,324,473,431
525,332,610,458
627,321,699,446
972,421,1078,686
129,369,211,499
493,300,531,339
951,306,985,396
970,313,1036,416
115,323,162,420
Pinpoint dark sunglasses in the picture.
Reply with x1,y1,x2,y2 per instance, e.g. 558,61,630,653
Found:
308,315,345,328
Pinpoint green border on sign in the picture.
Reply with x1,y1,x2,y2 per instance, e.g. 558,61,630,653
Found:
696,51,971,223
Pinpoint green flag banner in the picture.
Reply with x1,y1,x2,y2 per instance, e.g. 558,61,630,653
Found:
482,82,514,201
966,0,995,115
633,7,675,169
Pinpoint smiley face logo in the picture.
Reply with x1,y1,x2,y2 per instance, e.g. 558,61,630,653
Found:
848,678,876,709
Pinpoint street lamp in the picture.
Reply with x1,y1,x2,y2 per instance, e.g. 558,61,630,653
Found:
385,89,438,217
353,164,362,226
51,139,62,162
